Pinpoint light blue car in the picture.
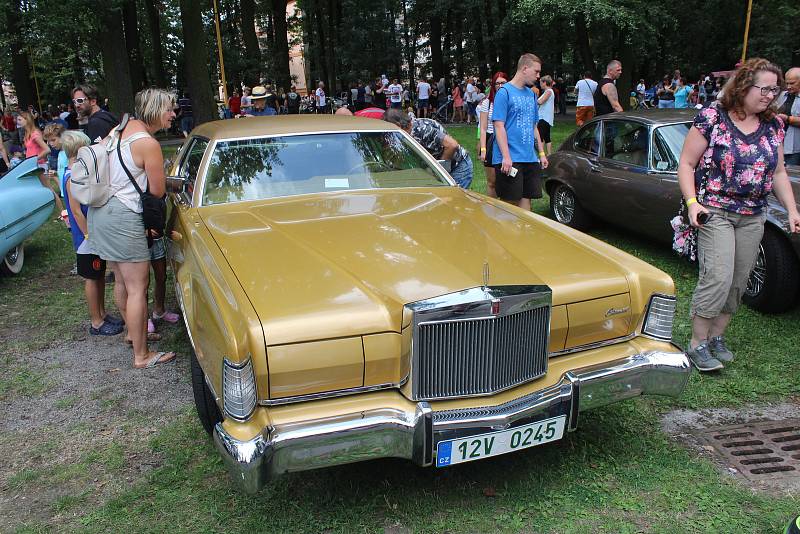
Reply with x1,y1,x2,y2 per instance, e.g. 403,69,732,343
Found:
0,157,55,274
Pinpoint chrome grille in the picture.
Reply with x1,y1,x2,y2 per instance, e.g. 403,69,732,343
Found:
411,287,550,401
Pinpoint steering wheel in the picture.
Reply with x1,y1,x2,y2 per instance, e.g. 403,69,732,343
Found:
346,160,392,175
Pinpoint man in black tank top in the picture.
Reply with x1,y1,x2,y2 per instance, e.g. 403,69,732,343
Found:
593,60,624,116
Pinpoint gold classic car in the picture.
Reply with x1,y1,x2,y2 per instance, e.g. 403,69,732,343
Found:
166,116,691,493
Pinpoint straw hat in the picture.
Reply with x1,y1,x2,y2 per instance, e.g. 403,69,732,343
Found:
251,86,269,99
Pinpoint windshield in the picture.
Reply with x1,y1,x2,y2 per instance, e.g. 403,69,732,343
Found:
201,131,450,205
652,122,691,172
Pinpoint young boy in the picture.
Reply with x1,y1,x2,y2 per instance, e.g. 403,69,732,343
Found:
60,130,124,336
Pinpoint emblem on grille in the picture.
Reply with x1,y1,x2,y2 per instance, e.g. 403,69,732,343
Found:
491,298,501,315
605,306,630,318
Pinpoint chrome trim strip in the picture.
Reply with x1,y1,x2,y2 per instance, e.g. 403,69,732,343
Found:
213,349,690,493
197,129,454,208
0,199,56,234
548,333,637,357
258,381,403,406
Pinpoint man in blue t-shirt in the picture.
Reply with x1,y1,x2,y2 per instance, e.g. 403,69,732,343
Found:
493,53,549,210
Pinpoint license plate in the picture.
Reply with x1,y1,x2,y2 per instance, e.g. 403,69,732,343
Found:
435,415,566,467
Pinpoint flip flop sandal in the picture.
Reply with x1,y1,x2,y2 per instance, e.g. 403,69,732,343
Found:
142,351,176,368
152,310,181,324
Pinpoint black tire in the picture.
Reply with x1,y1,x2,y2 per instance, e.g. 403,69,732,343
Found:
191,348,223,435
549,183,592,231
0,244,24,275
743,228,800,314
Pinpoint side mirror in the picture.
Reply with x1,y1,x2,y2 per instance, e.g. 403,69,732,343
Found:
166,175,187,193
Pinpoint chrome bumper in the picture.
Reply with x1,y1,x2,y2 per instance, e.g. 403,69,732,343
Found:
214,350,690,493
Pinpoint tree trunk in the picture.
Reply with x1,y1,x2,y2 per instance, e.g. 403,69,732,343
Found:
496,0,511,72
430,15,444,83
617,33,635,110
482,0,496,67
473,14,487,80
99,6,135,114
8,1,36,109
179,0,217,125
270,0,292,91
123,0,147,91
454,13,463,79
143,0,167,87
574,12,596,78
240,0,261,84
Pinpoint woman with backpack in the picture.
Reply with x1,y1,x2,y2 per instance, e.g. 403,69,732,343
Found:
87,88,177,369
17,111,63,213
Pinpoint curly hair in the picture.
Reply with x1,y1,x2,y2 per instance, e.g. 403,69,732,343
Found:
719,58,784,121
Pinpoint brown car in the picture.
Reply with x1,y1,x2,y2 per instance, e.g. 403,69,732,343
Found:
543,109,800,313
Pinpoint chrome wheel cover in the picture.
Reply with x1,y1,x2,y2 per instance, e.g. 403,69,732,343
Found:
5,246,20,266
553,187,575,224
745,244,766,297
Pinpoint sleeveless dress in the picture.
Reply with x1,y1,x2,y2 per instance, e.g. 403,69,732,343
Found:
87,131,152,263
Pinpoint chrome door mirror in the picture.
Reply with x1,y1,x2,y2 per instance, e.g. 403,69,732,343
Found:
166,175,187,193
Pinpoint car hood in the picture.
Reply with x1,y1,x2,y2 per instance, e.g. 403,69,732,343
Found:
201,188,631,345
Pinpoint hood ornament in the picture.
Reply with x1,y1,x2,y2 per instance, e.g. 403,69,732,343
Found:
483,261,490,289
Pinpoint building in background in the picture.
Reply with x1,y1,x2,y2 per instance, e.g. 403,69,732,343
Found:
286,1,308,94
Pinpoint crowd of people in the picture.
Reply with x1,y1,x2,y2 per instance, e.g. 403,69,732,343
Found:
2,51,799,377
2,84,180,369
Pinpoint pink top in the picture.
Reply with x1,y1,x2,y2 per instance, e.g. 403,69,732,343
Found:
24,130,46,163
452,86,463,107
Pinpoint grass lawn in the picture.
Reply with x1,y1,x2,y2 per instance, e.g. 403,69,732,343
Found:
5,127,800,533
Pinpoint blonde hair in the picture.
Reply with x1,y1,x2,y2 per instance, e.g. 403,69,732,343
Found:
18,111,37,141
43,122,65,141
60,130,91,159
541,75,553,86
517,53,542,70
135,88,175,127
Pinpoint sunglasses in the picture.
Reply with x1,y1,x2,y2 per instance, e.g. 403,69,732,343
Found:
494,81,507,86
752,85,781,97
72,97,87,105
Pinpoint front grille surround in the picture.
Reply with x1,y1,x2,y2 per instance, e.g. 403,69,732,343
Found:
407,285,552,401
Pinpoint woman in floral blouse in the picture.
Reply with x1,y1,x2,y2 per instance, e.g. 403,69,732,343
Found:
678,58,800,372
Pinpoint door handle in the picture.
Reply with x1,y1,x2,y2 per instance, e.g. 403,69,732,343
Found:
589,164,601,173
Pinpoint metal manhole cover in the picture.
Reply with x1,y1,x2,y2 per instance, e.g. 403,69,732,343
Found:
697,420,800,481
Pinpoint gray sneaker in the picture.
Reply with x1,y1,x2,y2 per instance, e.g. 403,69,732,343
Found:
709,336,735,363
686,342,724,372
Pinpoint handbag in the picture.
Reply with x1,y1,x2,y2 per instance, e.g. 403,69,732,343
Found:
672,166,709,262
115,125,166,249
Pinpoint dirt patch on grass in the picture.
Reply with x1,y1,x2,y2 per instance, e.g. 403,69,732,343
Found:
662,401,800,495
0,329,194,531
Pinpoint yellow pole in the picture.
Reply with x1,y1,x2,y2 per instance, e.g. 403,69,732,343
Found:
212,0,228,103
741,0,753,63
28,48,43,114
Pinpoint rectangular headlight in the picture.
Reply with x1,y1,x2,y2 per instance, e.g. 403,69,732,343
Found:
642,295,676,340
223,357,257,421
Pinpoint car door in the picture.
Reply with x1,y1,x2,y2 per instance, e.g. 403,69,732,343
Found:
645,122,694,241
590,119,651,227
568,120,603,217
169,137,209,268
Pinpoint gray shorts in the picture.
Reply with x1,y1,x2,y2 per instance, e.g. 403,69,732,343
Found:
88,196,150,263
691,206,766,318
150,236,166,261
